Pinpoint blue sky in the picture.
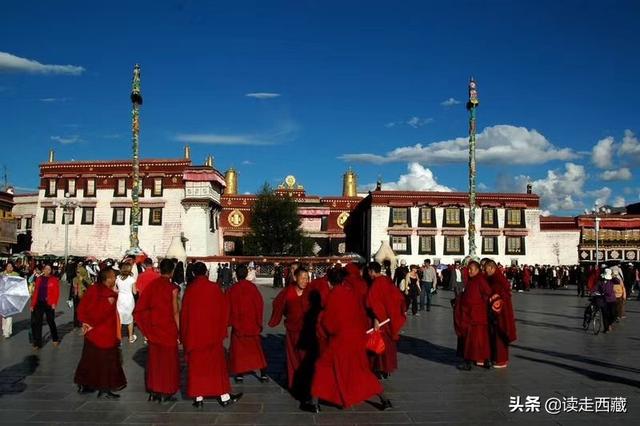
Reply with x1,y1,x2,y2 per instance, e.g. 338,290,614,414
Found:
1,0,639,214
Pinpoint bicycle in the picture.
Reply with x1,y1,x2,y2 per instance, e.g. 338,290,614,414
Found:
582,293,603,335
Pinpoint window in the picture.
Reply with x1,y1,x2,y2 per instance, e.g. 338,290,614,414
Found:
390,235,410,254
505,209,524,227
85,179,96,197
444,208,463,227
389,208,409,226
62,208,75,224
152,178,163,196
419,207,435,227
16,219,21,230
66,179,76,197
112,207,126,225
130,209,143,226
149,208,163,226
506,237,525,255
482,208,496,227
444,236,464,255
25,218,32,229
46,179,57,197
81,207,95,225
115,178,127,197
43,207,56,224
210,210,217,232
419,235,435,254
482,236,498,255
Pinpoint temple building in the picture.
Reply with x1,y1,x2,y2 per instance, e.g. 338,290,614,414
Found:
0,189,16,255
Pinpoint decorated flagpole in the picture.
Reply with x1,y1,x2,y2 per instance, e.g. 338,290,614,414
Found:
467,77,479,256
129,64,143,253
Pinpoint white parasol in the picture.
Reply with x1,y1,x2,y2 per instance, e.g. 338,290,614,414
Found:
0,275,30,317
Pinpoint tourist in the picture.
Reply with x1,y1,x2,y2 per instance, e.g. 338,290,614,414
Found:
30,264,60,349
272,262,284,288
181,262,242,408
74,268,126,398
1,262,20,338
484,260,517,369
420,259,437,312
401,265,420,316
116,261,137,343
134,259,180,402
366,261,406,379
71,263,91,328
393,259,409,288
450,262,464,296
597,269,617,333
612,268,626,321
268,267,311,398
227,264,268,383
455,260,492,371
302,267,391,413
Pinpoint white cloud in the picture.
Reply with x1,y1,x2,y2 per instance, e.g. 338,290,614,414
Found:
515,163,588,212
341,124,579,165
241,160,254,165
591,136,614,169
612,196,626,208
360,162,452,192
245,92,281,99
600,167,632,181
0,51,84,75
175,133,275,146
50,135,82,145
40,97,69,103
441,97,461,107
386,116,433,128
588,186,612,207
618,129,640,162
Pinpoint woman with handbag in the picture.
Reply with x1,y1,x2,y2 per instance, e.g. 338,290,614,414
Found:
401,265,421,316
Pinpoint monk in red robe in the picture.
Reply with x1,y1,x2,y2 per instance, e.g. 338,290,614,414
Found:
227,264,268,383
484,260,517,368
455,260,492,370
74,268,126,398
181,262,242,408
344,262,368,309
268,267,316,399
366,262,407,378
303,267,391,413
133,259,180,402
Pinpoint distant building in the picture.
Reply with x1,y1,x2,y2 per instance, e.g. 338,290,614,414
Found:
576,214,640,264
12,193,38,253
0,189,16,255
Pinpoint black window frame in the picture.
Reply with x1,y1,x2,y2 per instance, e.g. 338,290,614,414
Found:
151,178,164,197
114,178,127,197
62,208,75,225
85,178,96,197
418,206,436,227
149,208,163,226
43,207,56,224
481,236,499,255
418,235,436,255
388,207,411,227
481,208,498,228
65,178,77,197
16,218,22,230
25,217,32,230
504,209,526,228
443,207,465,227
505,236,526,255
45,178,57,198
81,207,95,225
389,235,411,255
112,207,126,225
443,235,465,255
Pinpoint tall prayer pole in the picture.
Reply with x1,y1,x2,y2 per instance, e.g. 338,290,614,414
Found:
129,64,143,252
467,77,479,256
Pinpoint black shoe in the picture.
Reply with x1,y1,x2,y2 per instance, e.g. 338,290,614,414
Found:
148,393,160,402
483,361,493,369
77,385,95,394
379,398,393,411
259,375,269,383
192,399,204,408
234,376,244,384
98,391,120,399
300,401,321,413
456,361,472,371
218,393,243,408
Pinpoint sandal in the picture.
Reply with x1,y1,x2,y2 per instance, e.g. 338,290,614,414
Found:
129,335,138,344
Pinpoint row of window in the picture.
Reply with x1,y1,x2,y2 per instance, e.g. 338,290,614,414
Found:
389,207,526,228
390,235,526,256
16,217,33,230
45,177,164,198
42,207,163,226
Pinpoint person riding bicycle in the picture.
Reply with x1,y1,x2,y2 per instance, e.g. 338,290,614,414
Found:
596,269,616,333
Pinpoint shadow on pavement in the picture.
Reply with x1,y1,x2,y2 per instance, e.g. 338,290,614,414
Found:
0,355,39,397
514,308,583,321
516,318,584,333
397,335,458,366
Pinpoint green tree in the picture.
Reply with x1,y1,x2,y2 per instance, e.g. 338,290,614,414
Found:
244,183,313,256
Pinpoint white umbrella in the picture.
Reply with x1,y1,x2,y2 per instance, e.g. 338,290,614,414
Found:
0,275,30,317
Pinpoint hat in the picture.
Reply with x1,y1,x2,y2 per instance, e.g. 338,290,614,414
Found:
601,268,613,280
400,259,407,266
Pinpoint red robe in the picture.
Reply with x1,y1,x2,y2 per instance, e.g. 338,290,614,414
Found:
227,279,267,375
74,283,126,391
134,276,180,395
181,276,230,397
308,276,331,308
344,263,369,310
312,286,383,408
487,270,517,365
458,273,492,363
366,275,407,374
268,285,311,391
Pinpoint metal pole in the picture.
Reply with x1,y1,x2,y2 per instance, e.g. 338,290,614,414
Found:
130,64,143,251
595,216,600,270
64,207,69,266
467,78,479,256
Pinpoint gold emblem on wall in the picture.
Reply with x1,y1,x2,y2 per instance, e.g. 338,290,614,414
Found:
228,209,245,227
337,211,350,229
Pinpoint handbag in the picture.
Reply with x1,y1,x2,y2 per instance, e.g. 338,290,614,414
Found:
366,330,386,354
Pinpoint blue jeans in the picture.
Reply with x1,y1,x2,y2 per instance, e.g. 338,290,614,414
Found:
420,281,432,311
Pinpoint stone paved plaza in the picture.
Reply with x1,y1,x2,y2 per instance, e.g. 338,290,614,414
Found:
0,285,639,425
